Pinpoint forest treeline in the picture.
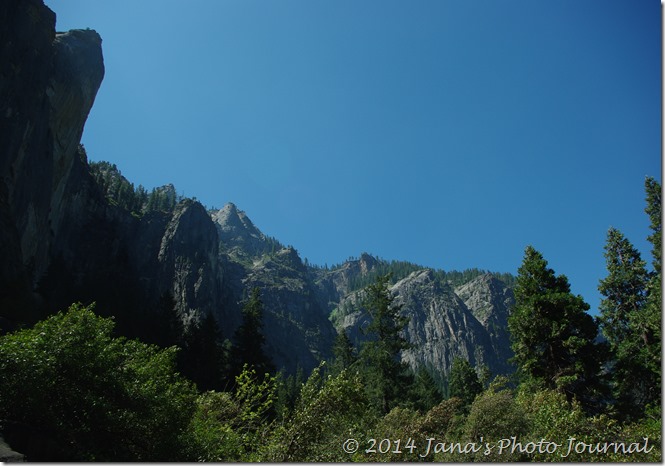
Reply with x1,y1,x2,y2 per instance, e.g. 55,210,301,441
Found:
344,260,517,292
89,158,181,216
0,178,660,462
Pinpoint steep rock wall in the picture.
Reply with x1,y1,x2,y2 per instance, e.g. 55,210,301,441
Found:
0,0,104,323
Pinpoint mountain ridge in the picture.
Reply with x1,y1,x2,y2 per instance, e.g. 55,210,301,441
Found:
0,0,516,380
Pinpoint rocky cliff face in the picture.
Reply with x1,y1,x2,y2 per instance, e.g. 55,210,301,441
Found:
0,0,105,323
331,268,515,378
312,252,379,314
455,274,515,374
212,203,273,260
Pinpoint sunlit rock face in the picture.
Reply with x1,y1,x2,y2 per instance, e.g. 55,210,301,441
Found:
330,268,515,378
455,273,515,374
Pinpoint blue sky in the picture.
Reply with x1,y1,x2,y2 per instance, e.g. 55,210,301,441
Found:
45,0,661,314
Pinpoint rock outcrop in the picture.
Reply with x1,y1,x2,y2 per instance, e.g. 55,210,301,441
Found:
312,252,379,314
156,200,224,326
213,204,336,373
212,203,272,260
0,435,24,462
331,268,515,377
455,273,515,374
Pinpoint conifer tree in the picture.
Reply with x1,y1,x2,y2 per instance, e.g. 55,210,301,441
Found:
448,357,482,407
409,366,444,411
597,178,662,417
330,330,357,374
153,292,183,348
232,287,274,380
180,313,228,392
598,228,653,416
358,274,413,413
645,177,662,272
643,176,662,386
508,246,604,411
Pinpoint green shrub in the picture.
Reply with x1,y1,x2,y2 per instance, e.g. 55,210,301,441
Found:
0,303,197,461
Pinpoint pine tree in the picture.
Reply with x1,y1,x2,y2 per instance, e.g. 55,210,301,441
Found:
597,178,662,417
152,292,184,348
598,228,653,417
409,366,444,411
643,177,662,389
330,330,357,374
448,357,482,407
645,177,661,272
275,365,305,418
598,229,649,343
232,287,274,380
358,274,413,413
508,246,605,411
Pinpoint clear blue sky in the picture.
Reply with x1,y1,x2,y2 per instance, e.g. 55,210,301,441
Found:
45,0,661,314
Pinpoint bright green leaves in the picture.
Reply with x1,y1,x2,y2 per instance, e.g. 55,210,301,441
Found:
263,366,369,462
0,303,197,461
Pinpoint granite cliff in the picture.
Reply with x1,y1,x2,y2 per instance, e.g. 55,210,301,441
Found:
329,267,515,378
1,0,105,324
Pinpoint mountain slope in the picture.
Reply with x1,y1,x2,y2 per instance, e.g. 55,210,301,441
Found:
0,0,516,381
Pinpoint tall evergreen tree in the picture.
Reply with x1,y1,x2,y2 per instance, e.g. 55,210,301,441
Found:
643,176,662,388
330,330,357,374
597,178,662,417
409,366,444,411
231,287,274,380
448,357,482,407
152,292,183,348
598,228,654,417
508,246,605,411
358,274,413,413
645,176,661,272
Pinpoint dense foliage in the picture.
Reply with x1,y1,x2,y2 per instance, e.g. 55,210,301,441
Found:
0,303,198,461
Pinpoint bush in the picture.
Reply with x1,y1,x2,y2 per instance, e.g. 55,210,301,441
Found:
261,365,372,462
517,388,662,462
0,303,197,461
184,391,244,461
